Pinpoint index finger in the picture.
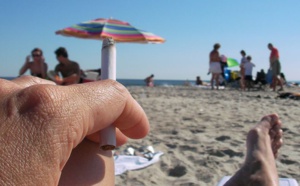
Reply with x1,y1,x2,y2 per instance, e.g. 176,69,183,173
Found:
46,80,149,147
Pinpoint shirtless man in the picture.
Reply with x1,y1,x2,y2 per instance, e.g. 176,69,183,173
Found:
209,43,222,90
225,114,283,186
19,48,48,79
54,47,81,85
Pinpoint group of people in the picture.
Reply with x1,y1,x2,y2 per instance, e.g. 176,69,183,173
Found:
21,48,155,88
0,44,286,185
239,50,256,91
208,43,285,91
19,47,81,85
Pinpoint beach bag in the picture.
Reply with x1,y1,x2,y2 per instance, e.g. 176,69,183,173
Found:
224,68,231,81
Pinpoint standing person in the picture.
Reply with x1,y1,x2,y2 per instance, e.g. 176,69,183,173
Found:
268,43,284,91
54,47,81,85
19,48,48,79
144,74,154,87
239,50,247,91
209,43,222,90
244,55,256,90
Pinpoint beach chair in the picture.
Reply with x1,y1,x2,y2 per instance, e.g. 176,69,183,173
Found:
81,71,100,83
253,71,267,90
217,176,299,186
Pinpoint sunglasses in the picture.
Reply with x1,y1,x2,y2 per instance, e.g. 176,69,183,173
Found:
32,54,41,57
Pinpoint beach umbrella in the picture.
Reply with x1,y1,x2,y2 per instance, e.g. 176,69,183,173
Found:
55,18,165,43
226,58,240,67
56,18,165,150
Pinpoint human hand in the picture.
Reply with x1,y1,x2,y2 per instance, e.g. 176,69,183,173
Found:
25,55,31,63
0,76,149,185
54,75,64,85
40,56,45,63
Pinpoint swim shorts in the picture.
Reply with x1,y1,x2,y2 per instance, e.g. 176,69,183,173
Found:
209,62,222,74
271,60,281,76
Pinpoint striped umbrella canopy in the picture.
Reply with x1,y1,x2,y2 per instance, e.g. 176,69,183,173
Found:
55,18,165,150
56,18,165,43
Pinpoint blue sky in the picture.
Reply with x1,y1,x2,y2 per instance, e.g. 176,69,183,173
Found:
1,1,299,80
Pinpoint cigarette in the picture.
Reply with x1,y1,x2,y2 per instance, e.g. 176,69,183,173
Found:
100,37,117,151
100,125,116,150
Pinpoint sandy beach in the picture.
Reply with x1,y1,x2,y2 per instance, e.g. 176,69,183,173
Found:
115,86,300,185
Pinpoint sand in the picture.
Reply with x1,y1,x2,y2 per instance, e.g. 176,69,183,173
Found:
115,85,300,185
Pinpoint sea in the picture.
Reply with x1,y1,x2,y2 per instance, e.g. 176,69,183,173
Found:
0,76,198,87
2,76,299,87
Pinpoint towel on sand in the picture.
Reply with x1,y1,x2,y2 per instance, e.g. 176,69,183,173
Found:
114,151,164,175
217,176,299,186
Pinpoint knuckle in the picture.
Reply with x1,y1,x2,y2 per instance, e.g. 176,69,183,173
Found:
103,79,128,96
16,85,60,120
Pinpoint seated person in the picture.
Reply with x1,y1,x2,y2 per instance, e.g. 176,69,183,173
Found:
280,72,287,85
196,76,203,85
19,48,48,79
54,47,81,85
195,76,209,86
254,69,267,85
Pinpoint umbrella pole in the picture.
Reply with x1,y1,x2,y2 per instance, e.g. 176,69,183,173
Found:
100,37,117,150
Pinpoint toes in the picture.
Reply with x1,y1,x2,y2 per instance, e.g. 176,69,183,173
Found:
276,129,283,139
269,130,276,139
269,114,280,128
272,128,283,142
275,138,283,149
259,114,280,132
269,127,282,140
261,113,279,124
267,117,283,158
272,136,283,157
273,138,283,150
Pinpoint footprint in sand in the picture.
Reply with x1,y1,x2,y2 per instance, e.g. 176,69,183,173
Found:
165,143,177,149
215,135,231,142
190,129,205,134
179,145,197,152
207,149,243,158
280,159,298,165
168,165,187,177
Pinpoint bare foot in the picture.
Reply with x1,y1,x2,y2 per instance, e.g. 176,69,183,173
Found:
224,114,283,186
